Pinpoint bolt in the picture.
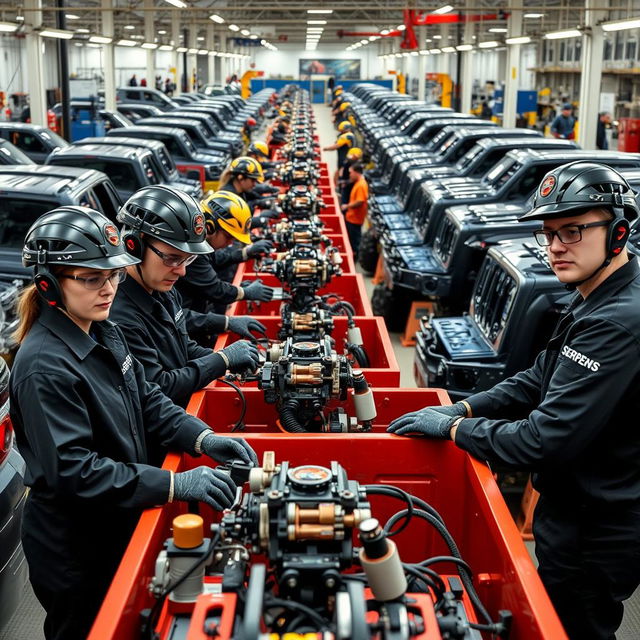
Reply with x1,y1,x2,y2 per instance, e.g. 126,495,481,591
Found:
286,577,297,588
342,490,354,499
325,577,336,589
269,490,281,499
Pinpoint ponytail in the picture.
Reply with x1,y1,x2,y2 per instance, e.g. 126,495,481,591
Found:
14,284,41,344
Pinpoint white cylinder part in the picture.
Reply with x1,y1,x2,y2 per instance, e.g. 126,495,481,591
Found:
352,387,377,422
347,326,363,346
169,555,205,603
359,539,407,601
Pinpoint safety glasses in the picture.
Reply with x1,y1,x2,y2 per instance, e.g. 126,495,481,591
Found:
60,269,127,290
533,220,610,247
146,242,198,267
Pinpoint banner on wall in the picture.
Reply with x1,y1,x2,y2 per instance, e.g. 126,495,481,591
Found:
299,58,360,80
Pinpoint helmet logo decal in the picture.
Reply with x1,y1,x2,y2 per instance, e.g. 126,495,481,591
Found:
540,175,556,197
193,213,205,235
126,238,136,250
104,224,121,246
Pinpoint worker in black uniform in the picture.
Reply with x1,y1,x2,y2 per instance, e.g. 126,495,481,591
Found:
337,146,363,207
388,162,640,640
110,185,261,411
10,206,257,640
177,189,275,320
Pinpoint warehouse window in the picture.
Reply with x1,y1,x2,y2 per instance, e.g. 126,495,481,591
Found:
604,37,613,61
626,38,637,61
615,33,624,60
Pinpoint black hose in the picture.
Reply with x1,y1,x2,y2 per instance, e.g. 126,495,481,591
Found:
347,343,370,368
279,400,306,433
216,377,247,432
384,509,493,626
363,485,414,537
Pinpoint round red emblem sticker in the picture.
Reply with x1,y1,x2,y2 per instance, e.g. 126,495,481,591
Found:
540,175,556,197
104,224,120,246
193,213,205,235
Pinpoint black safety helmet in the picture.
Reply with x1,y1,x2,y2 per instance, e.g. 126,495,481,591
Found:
23,206,139,270
117,185,213,257
520,161,640,223
23,206,139,307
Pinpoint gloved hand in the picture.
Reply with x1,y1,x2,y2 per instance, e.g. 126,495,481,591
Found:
173,466,237,510
242,279,274,302
245,239,274,258
249,216,268,230
219,340,260,373
227,316,267,341
429,402,468,419
201,432,258,466
386,407,460,439
257,209,281,219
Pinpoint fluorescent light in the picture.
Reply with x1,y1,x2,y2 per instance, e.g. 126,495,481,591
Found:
456,44,473,51
74,42,83,47
0,21,18,32
429,48,442,54
478,40,499,48
505,35,531,44
228,24,239,31
419,49,429,55
124,25,135,30
87,43,100,48
198,49,208,54
249,34,258,39
209,50,217,55
241,29,250,36
76,28,90,33
15,16,24,21
141,42,158,49
158,30,167,35
489,27,508,33
410,51,419,56
307,28,324,32
524,13,545,18
307,20,326,25
394,52,402,57
39,28,74,39
89,35,112,44
210,14,225,24
117,39,137,46
163,0,187,7
544,29,581,39
433,34,442,39
187,47,198,53
433,4,454,14
380,29,390,35
66,14,80,20
397,24,406,31
158,44,173,51
260,39,266,44
402,51,410,56
176,46,188,52
307,9,333,13
197,36,205,41
602,17,640,31
442,46,455,52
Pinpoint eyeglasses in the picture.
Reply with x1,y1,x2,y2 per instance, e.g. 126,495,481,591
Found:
145,242,198,267
533,220,610,247
60,269,127,290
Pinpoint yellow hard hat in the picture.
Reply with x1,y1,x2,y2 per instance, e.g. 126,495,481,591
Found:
335,88,344,96
229,156,264,183
346,147,363,160
201,190,252,244
337,132,355,148
248,141,269,158
339,101,351,112
338,121,352,132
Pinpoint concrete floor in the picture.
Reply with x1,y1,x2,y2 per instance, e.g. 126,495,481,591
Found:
2,99,638,640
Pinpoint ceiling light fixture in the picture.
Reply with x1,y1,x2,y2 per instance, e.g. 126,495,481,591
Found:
524,13,545,19
307,20,327,25
117,39,137,46
505,35,532,44
241,29,250,35
158,44,173,51
65,14,80,20
601,17,640,31
432,5,453,14
544,28,581,39
456,44,473,51
176,46,188,52
489,27,508,33
89,35,112,44
163,0,187,8
124,25,135,30
39,28,74,39
0,21,18,32
141,42,159,49
228,24,240,31
209,14,224,23
307,9,333,14
441,46,456,52
478,40,499,48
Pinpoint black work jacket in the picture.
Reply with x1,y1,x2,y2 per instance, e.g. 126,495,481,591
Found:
457,256,640,507
10,304,207,585
177,253,239,312
110,276,226,408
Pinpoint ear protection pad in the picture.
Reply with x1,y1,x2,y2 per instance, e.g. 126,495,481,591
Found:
205,217,217,235
607,217,630,257
122,231,144,258
34,268,64,308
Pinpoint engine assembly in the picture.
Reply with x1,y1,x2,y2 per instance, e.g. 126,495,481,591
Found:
266,218,331,252
279,183,324,219
145,452,512,640
259,336,376,432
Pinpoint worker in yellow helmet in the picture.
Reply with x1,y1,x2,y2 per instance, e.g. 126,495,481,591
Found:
323,130,356,168
246,140,281,198
336,147,364,206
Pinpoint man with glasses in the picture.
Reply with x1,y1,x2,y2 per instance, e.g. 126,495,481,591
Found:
110,186,261,428
388,162,640,640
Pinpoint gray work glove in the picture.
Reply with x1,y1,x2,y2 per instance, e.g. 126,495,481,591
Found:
245,239,274,258
219,340,260,373
201,432,258,466
173,466,237,510
227,316,267,341
386,403,466,439
242,279,274,302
